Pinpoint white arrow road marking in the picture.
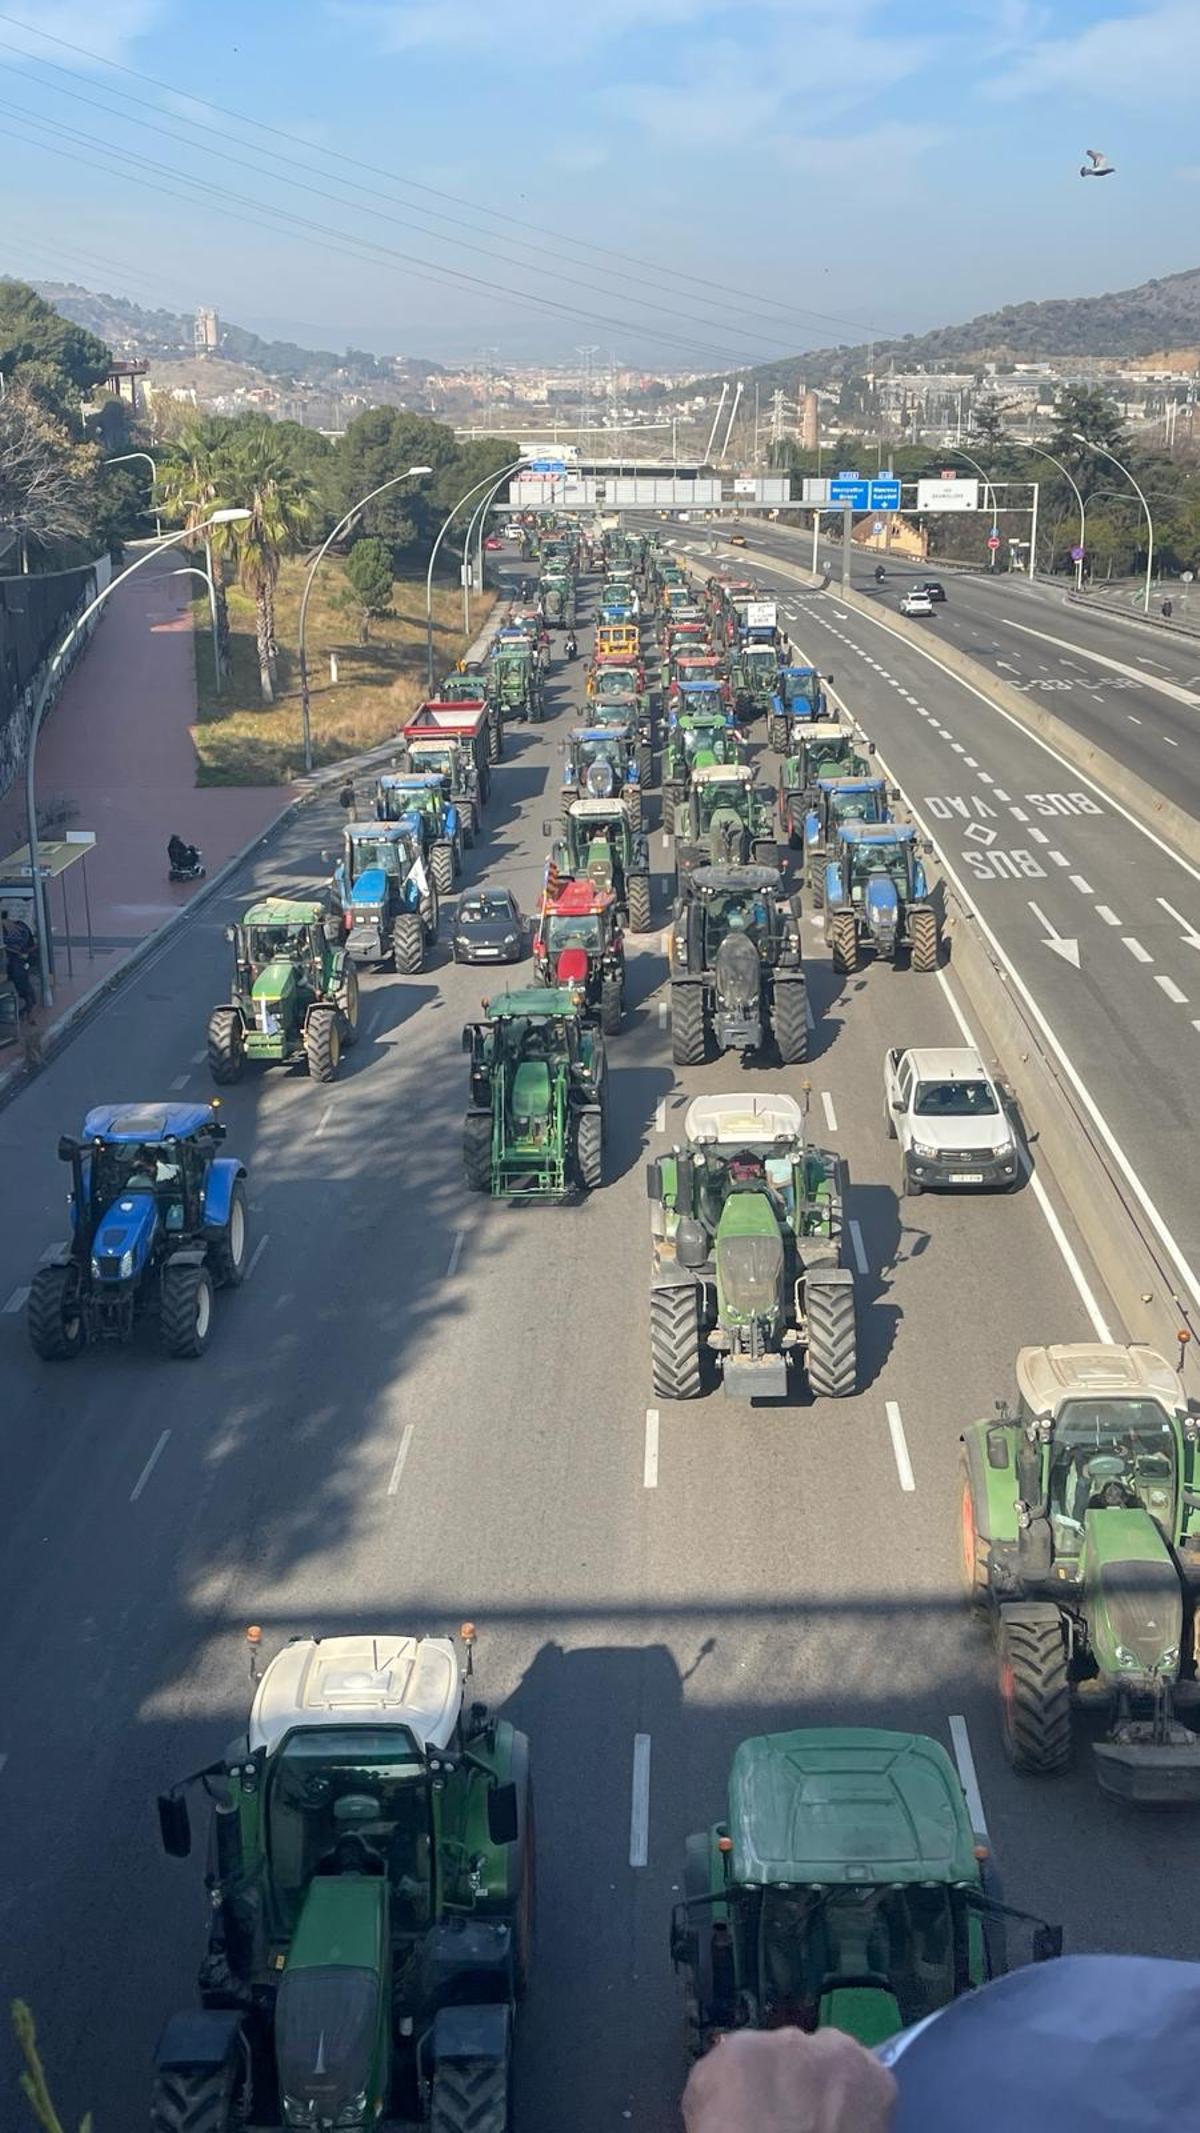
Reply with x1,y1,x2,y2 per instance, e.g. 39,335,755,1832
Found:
1027,900,1081,967
1157,898,1200,953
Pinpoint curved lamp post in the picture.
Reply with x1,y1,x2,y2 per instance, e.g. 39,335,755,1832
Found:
1072,433,1155,613
944,446,999,569
297,465,432,774
463,460,528,637
104,450,162,538
1014,444,1086,587
24,510,250,1010
425,459,527,691
168,563,221,692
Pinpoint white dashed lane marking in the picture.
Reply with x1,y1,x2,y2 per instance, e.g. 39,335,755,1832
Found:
886,1402,916,1493
3,1286,30,1314
1070,875,1094,894
821,1090,838,1134
1096,906,1122,927
1123,937,1153,964
1157,976,1189,1005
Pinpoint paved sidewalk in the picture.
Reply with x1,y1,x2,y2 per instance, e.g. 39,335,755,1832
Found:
0,546,288,1025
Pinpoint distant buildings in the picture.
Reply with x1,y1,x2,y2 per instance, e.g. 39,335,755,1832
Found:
193,307,220,355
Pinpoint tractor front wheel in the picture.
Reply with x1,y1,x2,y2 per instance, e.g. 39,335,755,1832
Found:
430,2057,510,2133
305,1007,342,1084
393,914,425,976
636,741,653,789
27,1261,85,1360
463,1111,492,1193
432,841,455,896
488,713,503,763
207,1008,245,1085
207,1180,249,1289
830,910,859,975
909,904,940,973
671,983,707,1067
336,965,360,1046
806,1272,857,1398
650,1282,703,1400
151,2058,240,2133
773,979,808,1066
625,785,643,831
161,1262,215,1360
997,1605,1072,1775
600,975,623,1034
576,1106,604,1192
627,873,652,934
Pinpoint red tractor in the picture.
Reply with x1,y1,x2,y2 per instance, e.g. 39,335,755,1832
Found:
532,875,626,1033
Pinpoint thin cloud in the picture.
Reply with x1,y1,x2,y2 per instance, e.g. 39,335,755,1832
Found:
0,1,166,66
990,0,1200,102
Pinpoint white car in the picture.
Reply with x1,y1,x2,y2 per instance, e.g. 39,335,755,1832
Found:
884,1045,1019,1195
899,589,935,617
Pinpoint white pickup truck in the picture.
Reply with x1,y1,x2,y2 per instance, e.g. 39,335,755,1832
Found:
883,1045,1019,1196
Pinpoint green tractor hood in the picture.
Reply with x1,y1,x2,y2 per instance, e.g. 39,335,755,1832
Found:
715,1192,784,1328
275,1876,388,2130
1082,1506,1182,1683
251,960,299,1009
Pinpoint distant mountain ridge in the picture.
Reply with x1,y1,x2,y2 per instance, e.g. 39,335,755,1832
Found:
31,281,443,387
691,265,1200,396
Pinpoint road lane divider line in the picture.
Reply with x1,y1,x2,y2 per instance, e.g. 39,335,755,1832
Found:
654,1099,666,1133
821,1090,838,1133
643,1408,659,1489
246,1235,270,1279
658,998,669,1028
190,1049,207,1065
1157,976,1189,1005
315,1103,334,1136
848,1219,869,1275
386,1423,415,1497
169,1074,189,1091
445,1230,465,1278
885,1401,915,1493
130,1429,170,1504
1123,937,1152,963
1049,851,1070,868
948,1716,989,1839
3,1285,29,1314
1069,875,1093,894
1095,905,1121,926
804,993,815,1032
629,1734,652,1867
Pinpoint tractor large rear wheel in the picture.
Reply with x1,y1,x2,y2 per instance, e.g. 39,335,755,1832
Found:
27,1262,85,1360
488,714,502,763
806,1272,857,1399
432,841,455,896
768,712,788,754
909,904,940,973
773,978,808,1066
429,2057,510,2133
671,983,707,1067
651,1282,703,1400
626,785,643,831
997,1605,1072,1775
207,1008,245,1085
600,975,623,1034
207,1180,249,1289
305,1008,342,1084
463,1111,492,1193
336,965,360,1046
627,872,652,934
830,910,858,975
150,2062,239,2133
576,1106,604,1192
393,914,424,976
423,881,440,944
161,1262,215,1360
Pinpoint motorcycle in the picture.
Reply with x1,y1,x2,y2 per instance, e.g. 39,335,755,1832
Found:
874,565,886,583
167,836,205,882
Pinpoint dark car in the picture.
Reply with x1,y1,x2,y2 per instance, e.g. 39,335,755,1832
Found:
919,579,947,602
453,888,524,964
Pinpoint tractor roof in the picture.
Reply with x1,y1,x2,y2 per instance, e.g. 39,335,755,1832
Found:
1015,1343,1182,1418
346,820,412,841
685,1091,804,1148
484,985,581,1018
677,680,721,694
241,897,326,925
80,1101,219,1143
378,773,442,792
691,762,753,786
839,822,914,845
569,797,632,820
728,1728,978,1889
690,863,783,896
551,877,614,915
800,721,850,744
816,775,885,794
782,665,820,679
571,726,625,743
248,1634,461,1759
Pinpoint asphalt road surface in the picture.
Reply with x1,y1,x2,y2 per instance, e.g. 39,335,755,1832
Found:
1,554,1195,2133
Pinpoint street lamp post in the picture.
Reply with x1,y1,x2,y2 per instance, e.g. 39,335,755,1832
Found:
1015,444,1086,588
297,466,432,775
945,446,999,568
168,563,221,693
104,451,162,538
425,460,526,691
465,462,528,638
1071,434,1156,611
24,510,250,1010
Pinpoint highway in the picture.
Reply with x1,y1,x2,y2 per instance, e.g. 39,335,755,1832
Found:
2,552,1198,2132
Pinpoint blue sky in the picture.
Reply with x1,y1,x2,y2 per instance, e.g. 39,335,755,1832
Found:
0,0,1197,367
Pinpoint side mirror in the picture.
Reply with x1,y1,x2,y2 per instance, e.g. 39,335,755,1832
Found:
1032,1924,1063,1964
57,1134,77,1163
826,673,835,683
461,1027,474,1053
676,1216,708,1269
487,1780,519,1848
158,1792,192,1859
321,849,332,863
889,1096,903,1112
646,1159,663,1202
225,924,236,944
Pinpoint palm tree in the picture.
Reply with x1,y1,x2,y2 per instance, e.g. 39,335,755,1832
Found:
157,418,236,671
214,429,315,704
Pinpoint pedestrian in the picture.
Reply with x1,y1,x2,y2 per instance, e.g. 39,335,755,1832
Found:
1162,599,1174,621
338,781,356,816
565,628,578,661
2,908,36,1016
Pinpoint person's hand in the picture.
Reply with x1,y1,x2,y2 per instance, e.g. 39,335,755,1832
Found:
682,2027,897,2133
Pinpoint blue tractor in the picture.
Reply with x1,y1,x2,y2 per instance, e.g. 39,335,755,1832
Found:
824,822,940,974
374,772,463,895
768,666,833,754
802,775,891,907
327,820,438,974
27,1102,248,1362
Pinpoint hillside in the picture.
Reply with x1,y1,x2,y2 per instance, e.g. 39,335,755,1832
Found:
31,281,443,389
685,264,1200,397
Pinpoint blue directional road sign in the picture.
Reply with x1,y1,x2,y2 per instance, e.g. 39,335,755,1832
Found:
870,478,901,511
529,459,566,474
830,475,869,508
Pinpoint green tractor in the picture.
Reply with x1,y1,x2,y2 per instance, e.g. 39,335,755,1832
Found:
961,1342,1200,1804
208,900,359,1087
731,634,780,722
662,697,740,834
673,763,778,887
669,864,808,1067
647,1091,856,1402
671,1728,1062,2054
539,570,576,628
489,634,545,724
150,1624,531,2133
440,670,503,764
462,985,608,1197
551,797,652,933
778,722,874,847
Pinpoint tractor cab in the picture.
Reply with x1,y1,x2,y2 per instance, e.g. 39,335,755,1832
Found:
334,821,419,899
671,1729,1061,2055
374,777,461,884
153,1628,529,2129
675,764,777,880
563,726,639,811
234,899,334,998
779,724,871,839
831,823,923,907
776,667,828,719
553,799,652,932
440,671,488,707
463,987,608,1196
595,623,639,661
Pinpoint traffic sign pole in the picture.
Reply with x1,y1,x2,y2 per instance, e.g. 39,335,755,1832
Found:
842,504,853,592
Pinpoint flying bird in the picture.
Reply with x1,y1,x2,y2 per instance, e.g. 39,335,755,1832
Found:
1080,148,1115,177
